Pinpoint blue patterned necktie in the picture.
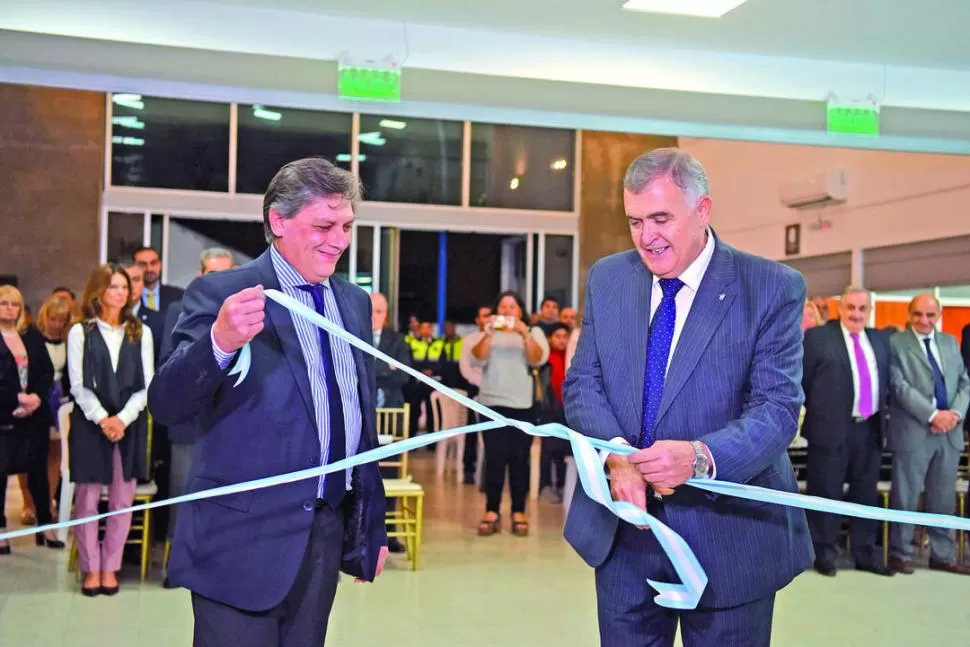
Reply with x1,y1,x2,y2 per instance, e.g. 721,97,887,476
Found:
639,278,684,448
923,337,949,410
297,284,347,508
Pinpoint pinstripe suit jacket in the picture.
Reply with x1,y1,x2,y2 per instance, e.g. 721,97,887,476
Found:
563,240,814,609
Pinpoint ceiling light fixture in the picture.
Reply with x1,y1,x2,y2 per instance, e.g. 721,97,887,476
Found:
621,0,749,18
379,119,407,130
112,93,144,110
252,105,282,122
336,153,367,162
358,131,387,146
550,158,568,171
112,116,145,130
509,177,520,190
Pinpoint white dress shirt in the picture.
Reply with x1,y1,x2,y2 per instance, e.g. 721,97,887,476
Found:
67,320,155,427
839,324,879,419
603,229,717,478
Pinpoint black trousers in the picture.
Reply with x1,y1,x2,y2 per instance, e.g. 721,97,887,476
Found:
191,502,345,647
0,448,54,529
482,406,535,514
806,418,882,567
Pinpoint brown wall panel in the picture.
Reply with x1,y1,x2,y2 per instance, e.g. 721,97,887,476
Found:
0,83,105,311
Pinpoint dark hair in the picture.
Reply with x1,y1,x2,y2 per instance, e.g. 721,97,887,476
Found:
540,296,560,308
75,263,142,343
131,246,160,263
262,157,363,244
51,286,76,300
493,290,529,324
545,322,570,337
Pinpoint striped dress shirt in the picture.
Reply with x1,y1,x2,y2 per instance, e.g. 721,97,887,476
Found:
211,245,362,496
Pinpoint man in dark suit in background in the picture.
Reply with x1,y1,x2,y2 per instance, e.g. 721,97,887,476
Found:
802,286,894,577
124,261,163,362
134,246,184,313
157,247,234,588
564,148,812,646
148,158,388,647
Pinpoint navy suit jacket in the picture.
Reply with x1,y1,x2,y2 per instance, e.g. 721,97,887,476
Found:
135,304,163,368
802,322,891,449
563,240,813,609
147,249,386,612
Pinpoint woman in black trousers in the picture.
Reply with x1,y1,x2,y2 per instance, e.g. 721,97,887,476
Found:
469,291,549,537
0,285,63,554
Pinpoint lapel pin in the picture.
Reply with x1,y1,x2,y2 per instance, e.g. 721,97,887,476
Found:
718,293,725,301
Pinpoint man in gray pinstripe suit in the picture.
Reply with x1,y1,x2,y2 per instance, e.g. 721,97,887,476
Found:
563,148,813,646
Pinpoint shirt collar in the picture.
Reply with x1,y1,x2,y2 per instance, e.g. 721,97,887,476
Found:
653,227,715,293
840,323,866,339
270,244,331,290
911,328,934,343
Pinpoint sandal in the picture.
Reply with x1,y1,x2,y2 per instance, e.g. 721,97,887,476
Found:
477,513,500,536
511,514,529,537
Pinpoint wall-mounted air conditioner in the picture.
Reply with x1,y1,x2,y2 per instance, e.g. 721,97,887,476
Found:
779,170,848,209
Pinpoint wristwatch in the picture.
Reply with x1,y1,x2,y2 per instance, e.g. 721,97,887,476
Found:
690,441,711,479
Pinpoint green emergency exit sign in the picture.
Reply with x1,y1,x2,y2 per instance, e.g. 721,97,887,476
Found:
338,61,401,102
827,101,880,136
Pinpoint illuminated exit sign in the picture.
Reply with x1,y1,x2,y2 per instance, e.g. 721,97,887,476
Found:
827,98,880,136
338,55,401,103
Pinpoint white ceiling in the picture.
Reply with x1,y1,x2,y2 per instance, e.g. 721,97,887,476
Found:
211,0,970,69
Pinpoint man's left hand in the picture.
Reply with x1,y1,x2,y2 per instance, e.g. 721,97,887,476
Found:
356,546,389,583
629,440,696,490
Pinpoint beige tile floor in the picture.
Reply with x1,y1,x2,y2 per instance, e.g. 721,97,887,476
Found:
1,453,969,646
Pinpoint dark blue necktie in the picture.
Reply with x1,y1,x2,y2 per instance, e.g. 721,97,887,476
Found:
923,337,949,411
298,284,347,508
640,278,684,448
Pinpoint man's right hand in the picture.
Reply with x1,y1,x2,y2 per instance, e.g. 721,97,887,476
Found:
606,454,652,529
212,286,266,353
931,410,959,433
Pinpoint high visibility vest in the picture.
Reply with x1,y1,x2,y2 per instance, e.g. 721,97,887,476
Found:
409,337,445,362
441,337,463,362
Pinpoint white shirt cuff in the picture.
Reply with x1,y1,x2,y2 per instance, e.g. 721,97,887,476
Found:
600,436,630,468
929,410,939,424
211,326,236,370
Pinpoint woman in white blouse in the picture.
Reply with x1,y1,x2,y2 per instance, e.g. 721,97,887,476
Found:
68,264,154,597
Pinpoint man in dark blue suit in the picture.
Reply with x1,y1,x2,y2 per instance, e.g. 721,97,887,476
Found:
148,158,388,647
564,148,812,646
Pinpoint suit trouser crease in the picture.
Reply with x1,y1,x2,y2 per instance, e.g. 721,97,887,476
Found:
191,503,345,647
73,445,137,573
889,437,960,563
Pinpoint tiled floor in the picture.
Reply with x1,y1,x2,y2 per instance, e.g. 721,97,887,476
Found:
2,454,969,646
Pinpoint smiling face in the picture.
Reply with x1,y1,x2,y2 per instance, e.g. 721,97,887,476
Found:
270,196,354,283
839,290,871,334
908,294,940,336
624,174,711,279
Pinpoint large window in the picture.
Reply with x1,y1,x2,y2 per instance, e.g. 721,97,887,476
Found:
236,105,352,195
470,123,575,211
105,211,144,264
543,234,575,309
111,95,230,191
357,115,462,205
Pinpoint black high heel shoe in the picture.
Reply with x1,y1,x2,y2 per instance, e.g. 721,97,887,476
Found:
0,541,10,556
36,533,66,550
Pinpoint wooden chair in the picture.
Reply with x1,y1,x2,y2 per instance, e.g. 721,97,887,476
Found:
68,414,157,581
377,404,424,570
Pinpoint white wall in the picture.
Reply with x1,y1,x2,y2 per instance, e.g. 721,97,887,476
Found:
679,137,970,260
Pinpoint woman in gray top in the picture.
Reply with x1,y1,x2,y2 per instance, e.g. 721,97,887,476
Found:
469,291,549,537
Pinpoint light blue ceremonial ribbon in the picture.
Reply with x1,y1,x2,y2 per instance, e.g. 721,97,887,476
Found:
4,288,970,611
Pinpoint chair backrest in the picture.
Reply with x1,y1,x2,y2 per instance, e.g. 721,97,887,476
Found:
430,390,468,433
376,404,410,478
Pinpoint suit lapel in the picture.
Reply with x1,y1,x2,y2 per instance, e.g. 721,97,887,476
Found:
256,251,316,424
629,257,653,438
654,241,738,427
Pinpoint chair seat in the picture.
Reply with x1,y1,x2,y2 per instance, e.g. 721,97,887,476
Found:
383,479,424,496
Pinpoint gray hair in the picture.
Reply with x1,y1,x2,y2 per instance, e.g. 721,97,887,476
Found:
841,285,872,302
262,157,363,243
623,147,710,207
199,247,233,271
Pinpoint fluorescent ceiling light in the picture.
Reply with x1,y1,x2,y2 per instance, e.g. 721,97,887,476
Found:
550,158,568,171
621,0,749,18
112,135,145,146
252,105,282,122
358,131,386,146
379,119,407,130
336,153,367,162
112,93,144,110
112,116,145,130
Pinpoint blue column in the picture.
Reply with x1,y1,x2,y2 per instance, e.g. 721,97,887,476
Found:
437,231,447,334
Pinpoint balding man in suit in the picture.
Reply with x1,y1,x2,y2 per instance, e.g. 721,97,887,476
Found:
887,294,970,575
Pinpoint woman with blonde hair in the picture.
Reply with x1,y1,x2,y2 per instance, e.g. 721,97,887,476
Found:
35,294,73,516
0,284,60,555
68,264,153,596
802,299,824,331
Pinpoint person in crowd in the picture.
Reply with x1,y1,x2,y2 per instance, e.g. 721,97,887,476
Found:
535,297,560,335
68,264,154,596
51,287,76,311
437,320,463,387
34,294,74,518
459,305,492,485
559,306,577,329
0,285,60,555
125,261,164,365
565,325,580,372
802,299,824,330
133,246,184,312
158,247,234,589
147,158,388,646
538,322,571,503
963,322,970,433
803,286,893,577
470,290,549,537
811,295,831,322
404,321,443,435
887,294,970,575
563,148,811,646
